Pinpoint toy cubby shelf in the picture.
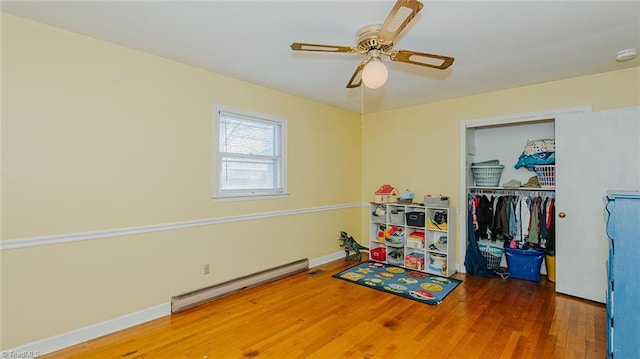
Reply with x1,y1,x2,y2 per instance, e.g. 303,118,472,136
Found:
369,203,456,277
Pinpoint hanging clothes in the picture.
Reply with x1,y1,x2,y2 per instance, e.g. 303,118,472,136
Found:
490,196,503,241
476,195,493,239
468,194,493,239
508,196,517,240
528,196,541,244
543,198,556,253
520,196,531,242
499,196,510,240
470,195,480,231
468,191,555,247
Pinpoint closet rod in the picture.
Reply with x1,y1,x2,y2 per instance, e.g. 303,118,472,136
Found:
468,188,555,197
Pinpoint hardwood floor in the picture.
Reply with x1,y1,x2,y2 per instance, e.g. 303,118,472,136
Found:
44,258,606,358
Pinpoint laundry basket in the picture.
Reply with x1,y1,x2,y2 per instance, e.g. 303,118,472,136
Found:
471,165,504,187
533,165,555,188
478,242,505,271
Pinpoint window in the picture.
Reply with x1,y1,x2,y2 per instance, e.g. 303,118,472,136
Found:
214,106,287,199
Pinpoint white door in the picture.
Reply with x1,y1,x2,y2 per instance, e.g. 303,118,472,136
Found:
555,106,640,303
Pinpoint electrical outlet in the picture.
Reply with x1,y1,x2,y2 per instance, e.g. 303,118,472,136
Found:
203,264,210,275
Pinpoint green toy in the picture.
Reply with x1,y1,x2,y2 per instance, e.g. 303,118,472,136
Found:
339,231,368,261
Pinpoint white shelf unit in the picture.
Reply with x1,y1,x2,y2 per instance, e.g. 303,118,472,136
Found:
369,203,456,277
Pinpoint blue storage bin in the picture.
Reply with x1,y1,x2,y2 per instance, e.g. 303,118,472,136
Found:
505,247,544,281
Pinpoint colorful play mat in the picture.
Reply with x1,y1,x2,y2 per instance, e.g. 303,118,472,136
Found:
333,261,462,305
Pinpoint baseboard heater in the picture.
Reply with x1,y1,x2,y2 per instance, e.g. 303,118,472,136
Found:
171,258,309,313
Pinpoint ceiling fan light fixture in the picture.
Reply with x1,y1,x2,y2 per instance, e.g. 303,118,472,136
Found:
362,58,388,89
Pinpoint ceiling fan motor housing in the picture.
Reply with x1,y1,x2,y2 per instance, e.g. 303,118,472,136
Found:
356,24,393,54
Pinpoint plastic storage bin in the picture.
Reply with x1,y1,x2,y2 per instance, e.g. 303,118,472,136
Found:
505,247,544,281
545,254,556,282
370,247,386,262
406,212,426,227
428,253,447,274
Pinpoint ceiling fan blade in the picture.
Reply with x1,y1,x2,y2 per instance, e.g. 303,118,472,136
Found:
290,42,356,53
346,61,366,88
390,50,455,69
377,0,424,44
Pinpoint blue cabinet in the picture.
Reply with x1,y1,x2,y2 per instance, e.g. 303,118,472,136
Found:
605,191,640,359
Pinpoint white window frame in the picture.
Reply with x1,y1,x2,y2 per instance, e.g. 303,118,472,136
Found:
213,105,288,200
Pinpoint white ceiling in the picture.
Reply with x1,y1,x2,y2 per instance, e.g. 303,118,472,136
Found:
2,1,639,113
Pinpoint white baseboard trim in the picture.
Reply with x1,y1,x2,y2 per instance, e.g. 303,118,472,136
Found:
309,250,345,267
1,303,171,357
2,251,349,356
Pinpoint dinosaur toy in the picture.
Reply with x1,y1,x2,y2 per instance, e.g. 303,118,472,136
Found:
339,231,368,261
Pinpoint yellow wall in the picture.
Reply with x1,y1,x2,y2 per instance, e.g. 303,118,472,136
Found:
2,11,640,351
362,67,640,202
360,67,640,261
0,13,361,349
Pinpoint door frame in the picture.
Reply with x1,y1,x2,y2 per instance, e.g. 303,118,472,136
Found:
457,106,592,275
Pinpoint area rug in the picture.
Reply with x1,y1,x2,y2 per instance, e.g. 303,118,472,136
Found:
333,261,462,305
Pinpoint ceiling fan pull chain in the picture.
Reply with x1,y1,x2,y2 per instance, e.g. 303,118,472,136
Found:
360,84,364,126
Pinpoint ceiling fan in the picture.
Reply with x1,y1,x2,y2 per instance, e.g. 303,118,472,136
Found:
290,0,454,89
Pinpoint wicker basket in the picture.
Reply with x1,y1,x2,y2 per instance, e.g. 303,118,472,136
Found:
471,165,504,187
533,165,555,188
478,242,505,271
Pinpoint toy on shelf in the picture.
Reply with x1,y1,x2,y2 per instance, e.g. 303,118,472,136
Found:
397,189,415,204
427,211,448,231
384,226,405,246
374,184,399,203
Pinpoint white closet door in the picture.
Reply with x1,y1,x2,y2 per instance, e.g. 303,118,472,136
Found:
555,106,640,303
